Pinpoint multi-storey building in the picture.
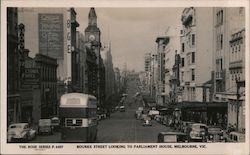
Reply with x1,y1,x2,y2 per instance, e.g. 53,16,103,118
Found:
85,42,98,96
212,7,245,131
170,52,181,103
180,7,213,102
150,53,158,99
18,8,78,89
144,52,152,92
101,44,115,104
7,8,21,125
76,31,86,93
34,54,58,119
84,7,103,106
228,28,245,132
165,26,181,105
114,67,121,95
155,37,169,106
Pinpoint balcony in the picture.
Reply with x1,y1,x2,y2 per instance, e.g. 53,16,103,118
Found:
229,60,243,69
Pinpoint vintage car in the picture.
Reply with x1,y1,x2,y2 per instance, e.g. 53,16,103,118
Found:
226,131,245,142
157,132,188,143
142,119,152,126
119,106,125,112
50,116,60,131
38,119,54,135
187,123,208,142
207,126,225,142
7,123,36,142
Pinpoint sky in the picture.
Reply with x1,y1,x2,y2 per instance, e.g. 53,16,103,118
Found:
75,8,183,72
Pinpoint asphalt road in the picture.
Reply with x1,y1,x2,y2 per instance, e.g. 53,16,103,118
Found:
30,78,172,143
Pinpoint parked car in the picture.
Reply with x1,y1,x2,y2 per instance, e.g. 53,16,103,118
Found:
119,106,125,112
226,131,245,142
50,116,60,131
154,115,162,123
207,126,225,142
135,110,142,119
187,123,208,142
157,132,188,143
148,110,159,119
115,106,120,111
181,121,195,133
142,119,152,126
138,107,144,111
38,119,53,135
97,108,107,119
7,123,36,142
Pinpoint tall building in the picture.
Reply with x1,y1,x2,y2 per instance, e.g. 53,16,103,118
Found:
76,31,86,93
101,44,115,104
7,8,21,125
144,53,151,72
150,53,158,99
18,8,78,87
155,37,169,106
114,67,121,95
144,52,152,92
180,7,213,102
164,26,181,105
212,7,245,131
34,54,58,119
84,7,102,106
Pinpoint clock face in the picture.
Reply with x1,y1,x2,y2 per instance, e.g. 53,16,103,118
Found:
89,34,96,41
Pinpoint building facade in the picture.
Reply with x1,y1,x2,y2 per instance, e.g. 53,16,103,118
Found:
84,7,103,106
101,44,115,104
212,7,245,131
34,54,58,119
7,8,21,125
180,7,213,102
155,37,169,106
18,8,78,88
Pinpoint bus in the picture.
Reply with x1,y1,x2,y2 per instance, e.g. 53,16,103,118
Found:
59,93,98,142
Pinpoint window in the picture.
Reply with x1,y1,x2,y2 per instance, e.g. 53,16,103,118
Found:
181,58,185,67
181,71,184,81
182,43,185,52
192,34,195,45
220,59,223,70
191,69,195,81
221,10,223,24
220,34,223,49
217,10,224,25
191,52,195,63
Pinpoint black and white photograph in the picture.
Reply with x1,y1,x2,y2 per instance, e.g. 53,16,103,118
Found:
1,0,249,154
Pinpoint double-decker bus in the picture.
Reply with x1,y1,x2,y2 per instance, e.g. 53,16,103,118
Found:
59,93,98,142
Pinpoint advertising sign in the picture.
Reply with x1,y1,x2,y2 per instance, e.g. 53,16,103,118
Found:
39,14,64,59
21,68,40,88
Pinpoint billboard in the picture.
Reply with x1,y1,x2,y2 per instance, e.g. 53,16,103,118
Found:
38,14,64,59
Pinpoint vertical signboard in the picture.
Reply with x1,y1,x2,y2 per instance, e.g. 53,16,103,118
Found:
66,8,72,84
39,14,64,59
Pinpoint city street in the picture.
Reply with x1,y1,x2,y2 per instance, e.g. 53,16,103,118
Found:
30,78,172,143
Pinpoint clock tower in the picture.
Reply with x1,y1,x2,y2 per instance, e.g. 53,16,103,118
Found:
84,7,102,106
85,7,101,45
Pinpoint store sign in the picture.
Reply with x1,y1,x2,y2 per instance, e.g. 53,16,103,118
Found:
21,68,40,88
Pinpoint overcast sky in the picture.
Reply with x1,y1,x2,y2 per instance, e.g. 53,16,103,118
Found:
75,8,183,72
